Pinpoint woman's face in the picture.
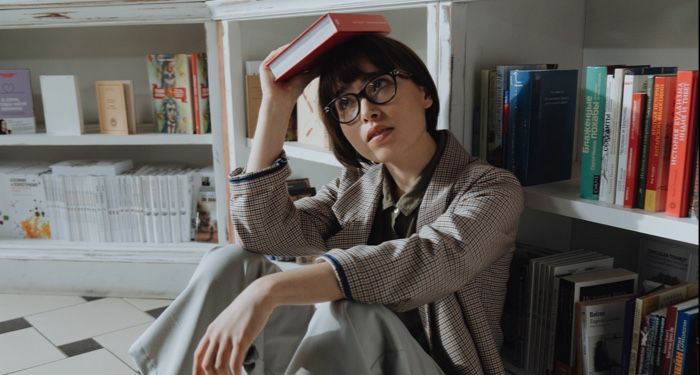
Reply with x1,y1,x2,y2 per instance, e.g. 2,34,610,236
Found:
337,60,433,164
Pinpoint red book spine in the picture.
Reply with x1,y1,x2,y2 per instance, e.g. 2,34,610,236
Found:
190,53,201,134
661,305,681,375
624,92,646,208
644,75,677,212
666,70,699,217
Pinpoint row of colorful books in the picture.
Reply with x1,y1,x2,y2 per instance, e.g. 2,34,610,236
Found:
472,64,579,186
0,53,209,136
579,66,699,218
501,240,698,375
0,160,217,243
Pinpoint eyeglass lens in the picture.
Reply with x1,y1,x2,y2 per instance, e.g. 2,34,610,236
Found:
333,73,397,124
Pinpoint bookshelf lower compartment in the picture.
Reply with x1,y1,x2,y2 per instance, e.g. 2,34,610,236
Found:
0,240,215,299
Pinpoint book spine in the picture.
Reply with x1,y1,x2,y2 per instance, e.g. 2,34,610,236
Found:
508,70,533,180
671,311,693,374
190,53,201,135
621,298,637,374
580,66,607,200
553,279,576,374
645,76,678,212
629,299,644,375
600,74,617,203
653,314,667,373
692,148,700,218
624,93,646,208
490,67,506,167
666,70,699,217
616,75,637,205
638,314,655,375
479,69,491,160
661,306,680,375
637,75,656,208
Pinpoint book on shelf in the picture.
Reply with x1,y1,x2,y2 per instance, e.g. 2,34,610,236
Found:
489,63,554,168
553,268,638,375
692,147,700,219
671,305,698,374
661,298,699,375
0,163,52,239
265,12,391,82
245,60,297,141
638,238,698,287
475,69,492,161
50,159,133,176
580,66,608,200
506,68,578,186
576,294,634,375
190,52,211,134
622,92,646,208
666,70,699,217
195,166,217,243
40,75,85,135
645,75,678,212
626,282,698,375
0,69,36,134
146,53,195,134
297,76,331,150
95,80,136,135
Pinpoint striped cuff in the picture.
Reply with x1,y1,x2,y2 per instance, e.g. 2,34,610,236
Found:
229,153,288,184
319,254,354,301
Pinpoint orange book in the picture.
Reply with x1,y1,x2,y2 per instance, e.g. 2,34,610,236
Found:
265,13,391,82
190,53,201,134
624,92,646,208
666,70,699,217
644,75,677,212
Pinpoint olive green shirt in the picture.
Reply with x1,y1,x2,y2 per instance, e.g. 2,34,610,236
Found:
366,132,446,353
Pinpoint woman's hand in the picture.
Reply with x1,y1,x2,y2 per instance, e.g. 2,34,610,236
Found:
192,279,274,375
259,45,319,110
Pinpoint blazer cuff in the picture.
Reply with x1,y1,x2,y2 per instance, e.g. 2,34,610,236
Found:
317,254,354,301
229,152,288,184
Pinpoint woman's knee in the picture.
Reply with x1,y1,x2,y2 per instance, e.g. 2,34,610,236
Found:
192,245,267,285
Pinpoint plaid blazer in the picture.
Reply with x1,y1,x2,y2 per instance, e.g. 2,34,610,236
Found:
230,130,524,374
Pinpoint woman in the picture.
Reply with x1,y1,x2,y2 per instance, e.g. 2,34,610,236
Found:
130,35,523,375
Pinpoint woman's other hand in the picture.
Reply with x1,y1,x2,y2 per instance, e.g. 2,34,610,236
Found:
192,279,274,375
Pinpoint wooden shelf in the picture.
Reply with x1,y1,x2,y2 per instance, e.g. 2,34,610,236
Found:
0,133,213,146
524,179,699,245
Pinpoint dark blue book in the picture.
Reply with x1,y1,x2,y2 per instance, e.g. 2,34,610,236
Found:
507,69,578,186
672,307,698,374
507,70,534,176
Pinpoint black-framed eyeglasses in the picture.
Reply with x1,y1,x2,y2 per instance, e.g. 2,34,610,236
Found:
324,69,412,125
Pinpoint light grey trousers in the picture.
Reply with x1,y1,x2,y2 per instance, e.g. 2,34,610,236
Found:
128,245,444,375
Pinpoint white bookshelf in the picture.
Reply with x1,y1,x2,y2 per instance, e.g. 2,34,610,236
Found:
0,133,214,146
246,138,341,167
524,180,699,245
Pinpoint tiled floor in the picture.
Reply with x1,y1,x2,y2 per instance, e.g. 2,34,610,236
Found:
0,294,171,374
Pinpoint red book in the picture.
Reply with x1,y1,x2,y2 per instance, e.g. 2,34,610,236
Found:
644,75,677,212
624,92,646,208
190,53,201,134
666,70,699,217
660,299,699,375
266,13,391,82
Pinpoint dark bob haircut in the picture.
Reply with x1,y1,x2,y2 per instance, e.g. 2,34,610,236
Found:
317,35,439,169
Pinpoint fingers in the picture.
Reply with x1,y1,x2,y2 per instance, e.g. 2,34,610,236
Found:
231,341,247,375
214,339,232,374
192,337,209,375
201,339,219,375
229,343,239,375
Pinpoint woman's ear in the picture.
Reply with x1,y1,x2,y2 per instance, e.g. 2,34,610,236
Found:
420,87,434,109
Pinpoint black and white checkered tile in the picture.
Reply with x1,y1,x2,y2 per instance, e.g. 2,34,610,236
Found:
0,295,170,374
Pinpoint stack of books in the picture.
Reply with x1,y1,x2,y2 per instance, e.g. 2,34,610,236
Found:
578,67,699,218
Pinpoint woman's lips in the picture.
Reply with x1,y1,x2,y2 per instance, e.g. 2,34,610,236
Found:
367,127,393,144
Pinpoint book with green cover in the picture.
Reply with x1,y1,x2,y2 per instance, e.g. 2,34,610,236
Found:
580,66,608,200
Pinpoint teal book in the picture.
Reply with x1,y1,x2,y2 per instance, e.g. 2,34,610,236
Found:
580,66,607,200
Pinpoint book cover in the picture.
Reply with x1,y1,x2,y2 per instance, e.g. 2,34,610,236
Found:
478,69,492,160
266,13,391,82
515,69,578,186
95,80,129,135
195,166,217,243
645,75,678,212
638,238,698,286
692,147,699,218
623,92,646,208
615,74,649,206
0,164,52,239
666,70,699,217
553,268,638,375
627,282,698,375
580,66,607,200
599,74,617,203
578,295,631,375
146,53,195,134
507,69,534,177
40,75,85,135
0,69,36,134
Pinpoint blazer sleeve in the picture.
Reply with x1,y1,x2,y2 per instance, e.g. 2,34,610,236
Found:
318,166,524,312
229,155,353,256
